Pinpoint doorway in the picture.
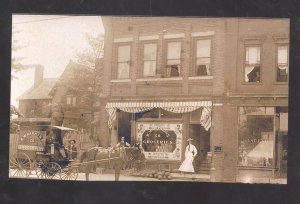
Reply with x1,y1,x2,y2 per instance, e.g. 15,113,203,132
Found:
189,124,210,173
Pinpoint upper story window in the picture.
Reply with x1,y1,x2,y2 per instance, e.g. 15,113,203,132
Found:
66,96,76,106
245,46,261,83
117,45,131,79
166,41,181,77
276,45,289,82
143,43,157,77
195,39,211,76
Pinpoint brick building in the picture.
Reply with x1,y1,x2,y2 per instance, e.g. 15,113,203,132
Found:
94,17,289,183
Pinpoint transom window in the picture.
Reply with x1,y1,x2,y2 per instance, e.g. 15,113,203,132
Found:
245,46,261,83
276,45,288,82
166,42,181,77
195,39,211,76
117,45,130,79
143,43,157,77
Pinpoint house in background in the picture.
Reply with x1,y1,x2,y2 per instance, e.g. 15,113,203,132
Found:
16,61,96,138
18,65,57,119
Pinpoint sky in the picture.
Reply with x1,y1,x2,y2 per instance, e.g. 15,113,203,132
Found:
11,15,104,107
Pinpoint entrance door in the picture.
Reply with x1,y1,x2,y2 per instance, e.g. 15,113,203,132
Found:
189,124,210,173
117,111,132,144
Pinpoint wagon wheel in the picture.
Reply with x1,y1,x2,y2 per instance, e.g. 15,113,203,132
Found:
44,162,62,180
61,166,79,180
9,152,31,178
35,161,47,179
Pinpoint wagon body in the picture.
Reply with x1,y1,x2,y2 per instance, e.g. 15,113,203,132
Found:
9,124,79,180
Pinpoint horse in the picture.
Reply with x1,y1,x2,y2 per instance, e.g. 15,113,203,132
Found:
79,147,145,181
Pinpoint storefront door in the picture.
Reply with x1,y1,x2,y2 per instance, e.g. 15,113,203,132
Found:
189,124,210,173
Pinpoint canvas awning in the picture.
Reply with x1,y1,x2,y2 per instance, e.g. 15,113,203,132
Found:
105,101,212,130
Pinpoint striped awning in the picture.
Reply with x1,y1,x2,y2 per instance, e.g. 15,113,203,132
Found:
105,101,212,130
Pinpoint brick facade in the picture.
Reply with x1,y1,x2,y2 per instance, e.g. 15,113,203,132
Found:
95,17,289,182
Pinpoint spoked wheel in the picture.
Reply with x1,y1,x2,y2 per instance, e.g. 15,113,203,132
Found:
35,161,47,179
43,162,62,180
61,167,79,180
9,152,31,178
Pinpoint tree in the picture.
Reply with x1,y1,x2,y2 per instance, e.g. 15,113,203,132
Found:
71,33,104,139
11,27,27,79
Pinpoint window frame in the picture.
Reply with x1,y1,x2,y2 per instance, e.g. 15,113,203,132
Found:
275,43,289,83
243,44,263,84
237,106,276,168
139,40,159,78
163,39,183,78
113,42,132,79
191,37,213,77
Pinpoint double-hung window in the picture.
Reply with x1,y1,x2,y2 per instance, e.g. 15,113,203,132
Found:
195,39,211,76
143,43,157,77
245,46,261,83
117,45,131,79
166,42,181,77
276,45,288,82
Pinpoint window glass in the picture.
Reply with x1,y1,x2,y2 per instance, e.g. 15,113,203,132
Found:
67,97,71,105
136,108,159,120
117,45,130,79
190,109,201,122
194,39,211,76
245,46,261,82
166,42,181,77
160,109,182,118
277,45,288,82
238,108,274,167
72,97,76,105
143,43,157,77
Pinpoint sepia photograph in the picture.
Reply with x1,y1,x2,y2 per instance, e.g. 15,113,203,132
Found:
9,15,289,184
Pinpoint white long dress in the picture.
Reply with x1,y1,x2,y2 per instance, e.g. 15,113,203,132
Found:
179,144,198,173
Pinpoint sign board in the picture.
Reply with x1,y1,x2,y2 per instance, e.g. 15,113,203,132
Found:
136,123,182,160
18,130,46,151
214,145,222,153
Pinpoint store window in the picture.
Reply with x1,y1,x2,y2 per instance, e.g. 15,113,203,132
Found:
195,39,211,76
238,107,275,167
136,108,182,120
117,45,131,79
276,45,289,82
166,42,181,77
245,46,261,83
143,43,157,77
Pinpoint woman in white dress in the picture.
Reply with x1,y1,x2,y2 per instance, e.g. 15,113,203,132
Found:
179,138,197,173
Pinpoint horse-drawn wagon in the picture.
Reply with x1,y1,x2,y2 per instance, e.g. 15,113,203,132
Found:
9,124,146,181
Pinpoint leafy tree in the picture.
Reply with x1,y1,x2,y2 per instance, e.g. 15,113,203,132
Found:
11,27,27,79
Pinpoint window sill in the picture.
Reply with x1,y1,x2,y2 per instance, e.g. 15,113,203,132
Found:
136,77,183,82
273,82,288,85
188,76,213,80
110,79,131,83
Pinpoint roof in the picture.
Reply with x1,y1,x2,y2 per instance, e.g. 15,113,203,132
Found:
18,78,58,100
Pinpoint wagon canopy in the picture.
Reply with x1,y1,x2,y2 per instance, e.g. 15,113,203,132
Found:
52,126,76,131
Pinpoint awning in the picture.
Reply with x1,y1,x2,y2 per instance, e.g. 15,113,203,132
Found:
105,101,212,130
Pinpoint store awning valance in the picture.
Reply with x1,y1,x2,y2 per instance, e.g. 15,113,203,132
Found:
105,101,212,130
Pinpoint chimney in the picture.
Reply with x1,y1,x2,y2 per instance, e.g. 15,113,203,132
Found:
34,65,44,87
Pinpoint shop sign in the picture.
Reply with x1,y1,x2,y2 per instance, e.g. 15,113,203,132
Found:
18,130,46,149
137,123,182,160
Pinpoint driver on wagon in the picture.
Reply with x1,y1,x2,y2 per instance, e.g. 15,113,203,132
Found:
46,129,67,160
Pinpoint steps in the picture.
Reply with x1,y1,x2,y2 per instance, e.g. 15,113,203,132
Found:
196,162,211,175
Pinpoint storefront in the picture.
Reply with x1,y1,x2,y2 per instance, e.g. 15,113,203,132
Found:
236,106,288,183
105,101,212,172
